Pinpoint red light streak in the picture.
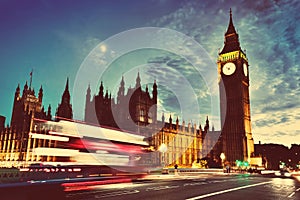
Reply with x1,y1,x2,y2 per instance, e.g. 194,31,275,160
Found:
62,178,132,192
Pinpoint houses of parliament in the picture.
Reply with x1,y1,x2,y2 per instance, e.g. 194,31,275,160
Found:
0,10,259,168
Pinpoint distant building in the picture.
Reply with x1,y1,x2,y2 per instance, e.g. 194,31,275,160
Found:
255,142,300,169
290,144,300,169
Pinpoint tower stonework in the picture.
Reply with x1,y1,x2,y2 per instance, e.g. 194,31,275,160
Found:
218,9,254,165
11,81,51,131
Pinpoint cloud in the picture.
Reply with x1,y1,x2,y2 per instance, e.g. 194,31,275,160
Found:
148,0,300,145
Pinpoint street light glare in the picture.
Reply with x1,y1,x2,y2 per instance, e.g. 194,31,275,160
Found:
159,143,168,153
220,153,225,160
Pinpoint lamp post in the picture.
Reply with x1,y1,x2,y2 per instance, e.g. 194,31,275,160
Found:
158,129,167,168
220,153,225,169
159,143,167,167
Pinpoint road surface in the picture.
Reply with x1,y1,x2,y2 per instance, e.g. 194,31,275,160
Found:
65,173,300,200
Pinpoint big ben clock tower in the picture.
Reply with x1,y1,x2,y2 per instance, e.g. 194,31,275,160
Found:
218,9,254,165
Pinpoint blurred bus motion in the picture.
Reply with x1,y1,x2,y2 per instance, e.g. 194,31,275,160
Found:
21,118,154,179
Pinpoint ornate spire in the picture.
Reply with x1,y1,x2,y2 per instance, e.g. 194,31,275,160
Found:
135,72,141,88
29,70,33,90
220,8,241,54
47,104,51,115
16,84,20,92
99,81,104,96
105,89,108,99
152,80,157,103
121,75,125,87
24,81,28,90
86,84,91,102
175,117,179,130
199,124,202,131
15,84,20,98
169,114,172,124
204,116,209,132
225,8,237,35
56,78,72,120
118,76,125,98
38,85,43,102
22,81,28,96
62,78,70,102
65,77,69,91
87,83,91,94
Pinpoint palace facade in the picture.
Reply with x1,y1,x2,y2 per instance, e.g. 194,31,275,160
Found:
84,73,221,167
0,78,73,166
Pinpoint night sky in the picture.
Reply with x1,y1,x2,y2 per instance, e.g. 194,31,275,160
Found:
0,0,299,147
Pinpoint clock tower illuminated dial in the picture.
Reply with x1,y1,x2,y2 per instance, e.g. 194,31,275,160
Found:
222,62,236,75
243,63,248,76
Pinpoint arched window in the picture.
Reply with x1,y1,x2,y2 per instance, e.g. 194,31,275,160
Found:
139,109,145,122
148,112,152,123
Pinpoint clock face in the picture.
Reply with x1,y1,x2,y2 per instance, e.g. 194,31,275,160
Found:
222,62,236,75
243,63,248,76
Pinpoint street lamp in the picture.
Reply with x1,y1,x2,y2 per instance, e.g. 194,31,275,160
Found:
159,143,168,167
220,153,225,168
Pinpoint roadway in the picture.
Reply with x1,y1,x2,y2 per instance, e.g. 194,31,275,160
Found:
65,173,300,200
1,172,299,200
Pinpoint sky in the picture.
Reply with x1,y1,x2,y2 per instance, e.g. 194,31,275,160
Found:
0,0,299,147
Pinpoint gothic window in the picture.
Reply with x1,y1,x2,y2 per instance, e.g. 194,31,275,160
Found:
139,109,145,122
148,112,152,123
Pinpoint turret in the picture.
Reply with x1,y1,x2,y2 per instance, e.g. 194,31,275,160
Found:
61,78,70,104
135,72,141,89
15,84,20,99
86,84,91,103
105,90,108,99
152,80,157,104
99,81,104,97
56,77,73,120
146,84,149,94
204,116,209,133
47,105,52,119
38,85,43,102
117,76,125,103
22,81,28,96
176,117,179,130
